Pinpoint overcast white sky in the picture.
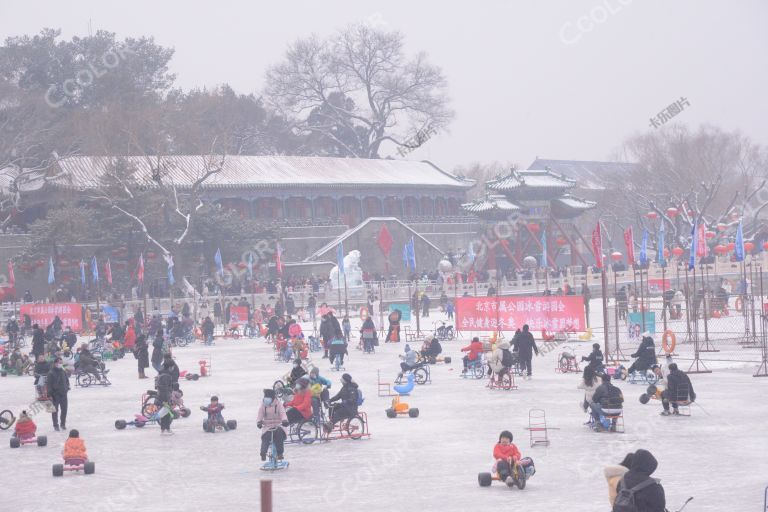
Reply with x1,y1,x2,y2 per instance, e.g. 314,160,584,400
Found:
2,0,766,171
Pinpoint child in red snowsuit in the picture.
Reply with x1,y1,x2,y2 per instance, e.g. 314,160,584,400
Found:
493,431,535,485
14,411,36,439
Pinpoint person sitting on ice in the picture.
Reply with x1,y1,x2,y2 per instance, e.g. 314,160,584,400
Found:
200,396,230,430
63,429,88,461
324,373,360,433
660,363,696,416
287,359,307,386
14,410,36,439
581,343,604,372
488,339,513,382
285,377,313,425
492,431,534,486
626,333,657,376
589,374,624,431
420,335,442,362
399,344,418,376
461,337,484,374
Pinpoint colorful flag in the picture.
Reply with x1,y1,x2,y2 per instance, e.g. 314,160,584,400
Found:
7,260,14,288
48,257,55,285
166,254,175,286
696,224,708,257
591,222,603,268
105,259,113,286
467,241,476,264
91,256,99,283
137,253,145,284
275,243,283,275
80,260,86,286
623,227,635,266
407,237,417,271
689,221,697,270
540,230,547,268
336,242,345,276
214,248,224,277
247,252,253,280
734,219,745,262
639,229,648,266
402,243,408,269
657,221,666,266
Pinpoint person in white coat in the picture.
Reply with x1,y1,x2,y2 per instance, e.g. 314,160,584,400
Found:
577,366,600,413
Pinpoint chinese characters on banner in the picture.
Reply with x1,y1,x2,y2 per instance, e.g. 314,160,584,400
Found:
455,296,585,332
228,305,250,326
20,303,83,332
647,279,671,294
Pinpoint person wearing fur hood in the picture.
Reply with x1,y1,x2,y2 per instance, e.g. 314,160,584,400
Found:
604,452,634,507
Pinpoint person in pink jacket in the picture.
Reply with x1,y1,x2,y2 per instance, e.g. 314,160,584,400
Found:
256,389,289,461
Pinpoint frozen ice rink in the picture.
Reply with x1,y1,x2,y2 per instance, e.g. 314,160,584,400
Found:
1,314,766,512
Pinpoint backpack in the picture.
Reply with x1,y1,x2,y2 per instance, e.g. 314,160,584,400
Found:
356,388,364,406
501,348,513,367
612,476,658,512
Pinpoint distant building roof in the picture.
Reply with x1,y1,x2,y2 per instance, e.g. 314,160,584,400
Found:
461,195,521,213
527,158,639,190
486,169,576,192
49,155,474,191
551,194,597,218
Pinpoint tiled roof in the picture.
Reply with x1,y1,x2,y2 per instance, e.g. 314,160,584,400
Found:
461,195,521,213
486,169,576,191
49,155,474,190
553,194,597,210
527,158,639,190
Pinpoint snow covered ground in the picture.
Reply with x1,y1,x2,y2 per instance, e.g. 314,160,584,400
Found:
1,312,766,512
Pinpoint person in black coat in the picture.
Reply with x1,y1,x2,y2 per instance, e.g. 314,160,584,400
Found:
325,373,359,428
47,357,70,431
162,353,180,383
590,374,624,430
614,448,666,511
581,343,604,371
134,334,149,379
628,335,657,374
155,365,174,434
661,363,696,415
31,324,45,358
151,331,164,373
516,325,539,378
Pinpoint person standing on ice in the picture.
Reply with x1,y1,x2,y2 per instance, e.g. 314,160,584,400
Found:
516,325,538,379
156,363,174,435
134,334,149,379
47,357,70,431
151,330,164,373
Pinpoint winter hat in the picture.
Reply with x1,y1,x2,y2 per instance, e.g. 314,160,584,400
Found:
297,377,309,388
263,389,276,399
294,358,302,366
404,344,411,352
309,366,319,376
592,343,600,350
341,373,352,384
210,396,219,402
19,410,29,420
69,429,79,438
668,363,678,372
498,430,513,443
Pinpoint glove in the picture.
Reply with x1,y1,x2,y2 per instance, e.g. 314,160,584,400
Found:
281,420,289,427
200,406,207,411
257,421,263,429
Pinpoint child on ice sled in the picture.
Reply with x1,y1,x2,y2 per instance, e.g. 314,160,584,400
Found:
493,431,535,487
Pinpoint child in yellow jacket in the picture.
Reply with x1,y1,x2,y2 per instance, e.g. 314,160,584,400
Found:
63,429,88,461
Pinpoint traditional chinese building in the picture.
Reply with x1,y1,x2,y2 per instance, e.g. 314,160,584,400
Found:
461,168,597,269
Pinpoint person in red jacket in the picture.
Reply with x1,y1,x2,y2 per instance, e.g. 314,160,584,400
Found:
14,410,36,439
461,337,484,373
200,396,231,431
285,378,313,424
492,430,536,486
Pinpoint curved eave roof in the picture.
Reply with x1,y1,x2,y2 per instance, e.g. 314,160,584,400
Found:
461,196,521,213
487,169,576,191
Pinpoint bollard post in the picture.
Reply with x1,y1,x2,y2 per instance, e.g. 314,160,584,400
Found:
261,480,272,512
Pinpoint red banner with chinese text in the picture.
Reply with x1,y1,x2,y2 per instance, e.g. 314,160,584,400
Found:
20,303,83,332
456,296,585,332
228,305,249,326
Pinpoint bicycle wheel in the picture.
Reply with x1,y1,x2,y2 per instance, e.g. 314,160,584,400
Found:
0,409,15,430
500,372,513,390
77,373,93,388
413,367,428,385
345,415,365,440
142,399,159,418
297,420,318,444
447,327,455,340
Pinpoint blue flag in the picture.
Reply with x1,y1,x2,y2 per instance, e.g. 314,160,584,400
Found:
402,243,408,269
337,242,345,276
407,237,417,271
47,257,55,285
80,260,86,287
214,248,224,277
639,229,648,266
91,256,99,283
467,241,476,263
247,252,254,280
657,221,666,266
734,220,745,262
541,231,547,267
167,254,175,286
689,221,697,270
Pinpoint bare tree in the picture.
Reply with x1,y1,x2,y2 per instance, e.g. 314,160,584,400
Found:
265,23,453,158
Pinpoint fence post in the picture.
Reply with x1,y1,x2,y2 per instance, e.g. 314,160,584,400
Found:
754,263,768,378
260,480,272,512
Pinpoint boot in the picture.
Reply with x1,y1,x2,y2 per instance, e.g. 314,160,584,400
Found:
139,369,148,379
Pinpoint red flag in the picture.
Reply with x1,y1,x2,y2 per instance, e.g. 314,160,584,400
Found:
137,253,145,284
696,224,708,257
592,222,603,268
377,225,394,271
7,260,15,288
623,227,635,265
105,259,113,286
275,243,283,275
